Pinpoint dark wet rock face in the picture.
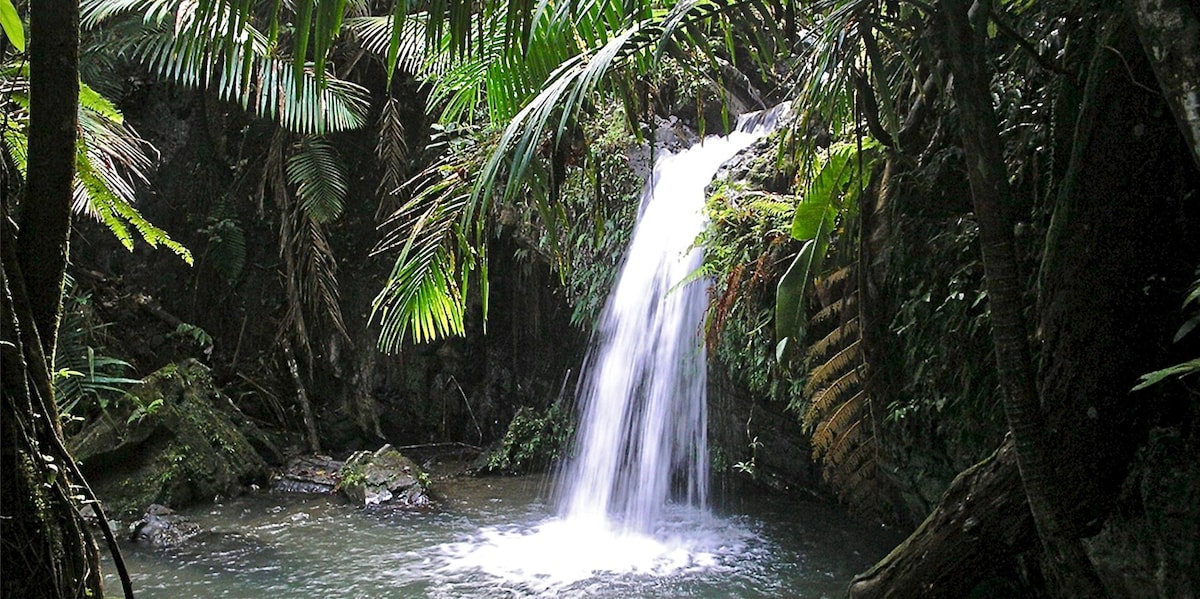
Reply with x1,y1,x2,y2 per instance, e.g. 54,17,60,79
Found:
337,445,432,508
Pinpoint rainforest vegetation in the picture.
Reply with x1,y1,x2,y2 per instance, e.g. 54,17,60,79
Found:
2,0,1198,595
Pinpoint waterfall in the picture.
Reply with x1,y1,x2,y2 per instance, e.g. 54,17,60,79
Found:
559,106,787,533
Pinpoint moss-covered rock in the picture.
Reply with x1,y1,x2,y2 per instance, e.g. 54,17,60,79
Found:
69,359,268,518
337,445,431,508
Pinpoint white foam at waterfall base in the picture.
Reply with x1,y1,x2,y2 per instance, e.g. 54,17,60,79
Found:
432,507,763,595
433,107,787,593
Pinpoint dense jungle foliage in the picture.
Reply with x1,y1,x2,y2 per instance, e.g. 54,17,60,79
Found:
2,0,1199,596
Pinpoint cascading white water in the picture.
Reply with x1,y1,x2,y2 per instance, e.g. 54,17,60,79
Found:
435,108,790,592
560,107,787,533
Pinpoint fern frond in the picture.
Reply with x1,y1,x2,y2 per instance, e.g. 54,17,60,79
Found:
828,439,877,505
745,195,795,218
75,145,193,264
809,291,858,334
76,91,156,213
803,316,859,370
803,339,861,398
202,200,246,283
811,388,865,453
814,265,853,301
287,137,347,223
821,415,864,466
803,364,862,429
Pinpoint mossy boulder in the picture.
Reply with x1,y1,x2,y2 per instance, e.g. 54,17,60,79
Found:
69,359,268,518
337,445,431,508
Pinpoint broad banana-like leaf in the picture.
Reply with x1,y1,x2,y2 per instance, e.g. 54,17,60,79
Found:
775,236,827,357
775,139,879,357
0,0,23,52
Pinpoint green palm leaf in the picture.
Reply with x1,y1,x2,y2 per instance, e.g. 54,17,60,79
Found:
371,136,491,349
286,137,348,223
84,0,370,135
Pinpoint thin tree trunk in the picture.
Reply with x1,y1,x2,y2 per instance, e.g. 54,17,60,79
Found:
1127,0,1200,170
938,0,1105,594
2,236,104,599
0,0,102,595
2,2,136,596
17,0,79,363
283,339,323,452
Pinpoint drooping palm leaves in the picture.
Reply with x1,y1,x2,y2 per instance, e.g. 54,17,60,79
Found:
373,95,409,217
262,130,351,362
1,62,192,263
82,0,370,135
82,0,365,359
372,127,491,348
363,0,797,348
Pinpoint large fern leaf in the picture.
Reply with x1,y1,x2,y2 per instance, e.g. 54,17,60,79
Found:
286,137,348,223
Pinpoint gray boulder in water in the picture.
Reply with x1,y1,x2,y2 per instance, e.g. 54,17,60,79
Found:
270,455,345,494
337,445,432,508
129,504,203,548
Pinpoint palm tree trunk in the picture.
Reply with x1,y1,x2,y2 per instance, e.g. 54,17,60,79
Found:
937,0,1105,595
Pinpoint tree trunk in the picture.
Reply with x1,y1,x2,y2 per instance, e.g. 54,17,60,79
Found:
2,230,103,598
938,0,1104,594
17,0,79,361
0,1,112,596
850,11,1200,597
1037,14,1200,545
848,438,1036,598
1127,0,1200,170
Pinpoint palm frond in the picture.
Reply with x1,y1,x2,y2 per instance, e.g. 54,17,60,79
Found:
371,136,490,349
375,96,409,218
85,0,370,135
345,14,440,76
267,131,350,360
286,136,348,223
472,22,645,229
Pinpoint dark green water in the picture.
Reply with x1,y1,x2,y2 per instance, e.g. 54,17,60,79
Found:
103,476,897,598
